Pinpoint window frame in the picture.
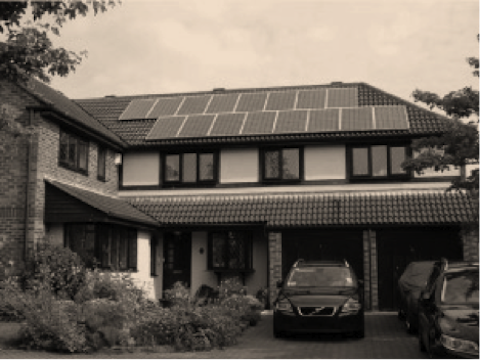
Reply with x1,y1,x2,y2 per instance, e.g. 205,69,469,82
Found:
348,143,411,180
207,231,253,271
161,151,218,187
260,146,303,183
97,146,107,181
58,130,89,175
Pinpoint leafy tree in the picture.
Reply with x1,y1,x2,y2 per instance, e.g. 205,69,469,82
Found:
402,52,479,196
0,0,117,136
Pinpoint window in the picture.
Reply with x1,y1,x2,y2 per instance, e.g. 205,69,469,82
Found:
208,231,252,270
350,145,409,179
263,148,301,181
65,223,137,270
59,130,89,174
97,147,106,181
163,152,217,185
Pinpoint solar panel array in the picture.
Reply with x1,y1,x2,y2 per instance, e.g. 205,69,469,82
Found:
117,88,409,140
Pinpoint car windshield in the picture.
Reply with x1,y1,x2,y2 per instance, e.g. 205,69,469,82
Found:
286,267,356,288
441,271,479,305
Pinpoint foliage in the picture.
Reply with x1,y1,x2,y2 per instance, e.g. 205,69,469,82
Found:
218,277,246,299
0,1,117,84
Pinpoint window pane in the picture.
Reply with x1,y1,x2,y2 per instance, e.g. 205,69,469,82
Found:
264,150,280,179
165,154,180,181
183,153,197,182
228,232,245,269
199,153,214,181
212,233,226,268
282,148,300,179
371,145,388,176
68,137,77,166
390,146,407,174
59,132,68,162
97,147,106,179
119,230,128,270
352,148,369,176
78,141,88,171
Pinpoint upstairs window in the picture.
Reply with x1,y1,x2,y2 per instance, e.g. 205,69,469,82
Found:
97,147,106,181
208,231,252,270
350,145,409,179
262,148,301,181
163,152,217,185
59,130,89,174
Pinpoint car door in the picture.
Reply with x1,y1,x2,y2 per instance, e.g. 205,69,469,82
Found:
418,277,438,347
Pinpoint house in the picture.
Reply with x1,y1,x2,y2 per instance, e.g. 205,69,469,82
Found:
1,80,477,310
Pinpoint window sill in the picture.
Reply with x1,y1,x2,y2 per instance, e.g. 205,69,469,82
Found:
59,162,88,176
97,176,107,182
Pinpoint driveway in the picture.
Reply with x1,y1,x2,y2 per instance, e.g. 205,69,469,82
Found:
0,313,427,359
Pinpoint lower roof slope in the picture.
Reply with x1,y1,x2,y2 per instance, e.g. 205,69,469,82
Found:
127,190,476,227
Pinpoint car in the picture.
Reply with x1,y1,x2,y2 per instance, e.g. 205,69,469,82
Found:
397,261,435,333
418,259,479,358
273,259,364,338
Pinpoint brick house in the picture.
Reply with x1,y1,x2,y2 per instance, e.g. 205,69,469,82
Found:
1,80,477,310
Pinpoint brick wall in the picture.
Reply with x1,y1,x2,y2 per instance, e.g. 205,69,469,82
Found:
268,232,282,307
461,227,479,262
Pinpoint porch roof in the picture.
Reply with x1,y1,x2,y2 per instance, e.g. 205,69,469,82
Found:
127,190,476,227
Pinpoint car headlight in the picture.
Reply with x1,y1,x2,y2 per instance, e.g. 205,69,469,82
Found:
340,297,362,316
440,334,479,355
275,298,294,313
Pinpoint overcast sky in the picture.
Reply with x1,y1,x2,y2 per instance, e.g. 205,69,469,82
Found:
46,0,478,102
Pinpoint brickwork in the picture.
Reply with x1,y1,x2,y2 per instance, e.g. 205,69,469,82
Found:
268,232,282,307
369,229,379,310
461,227,479,261
363,230,371,311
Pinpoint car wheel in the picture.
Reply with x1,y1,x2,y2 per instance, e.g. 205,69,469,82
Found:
426,327,438,358
418,326,426,352
405,315,417,334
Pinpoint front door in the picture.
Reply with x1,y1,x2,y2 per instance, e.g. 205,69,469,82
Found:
163,232,192,291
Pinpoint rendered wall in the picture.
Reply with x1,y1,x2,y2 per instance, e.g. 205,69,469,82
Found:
130,230,156,300
153,233,164,300
304,145,346,180
245,231,268,294
122,152,160,186
190,232,217,295
220,148,259,183
412,151,461,178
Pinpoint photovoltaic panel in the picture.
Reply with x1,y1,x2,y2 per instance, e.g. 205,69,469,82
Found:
308,109,339,132
296,89,326,109
342,107,373,131
274,110,308,133
177,95,211,115
375,106,409,129
145,116,185,140
147,97,184,118
177,115,215,138
206,94,240,113
209,113,245,136
265,91,296,111
242,112,276,134
327,88,358,108
118,99,156,120
235,93,268,112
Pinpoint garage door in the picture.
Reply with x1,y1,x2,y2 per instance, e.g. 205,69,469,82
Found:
282,229,364,281
376,226,462,310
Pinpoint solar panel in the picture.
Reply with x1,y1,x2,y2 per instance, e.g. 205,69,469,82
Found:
296,89,326,109
342,107,373,131
265,91,297,111
308,109,339,132
235,93,268,112
209,113,245,136
327,88,358,108
177,95,211,115
145,116,185,140
375,106,409,129
148,97,184,118
206,93,240,113
274,110,308,133
177,115,215,138
242,112,276,134
118,99,156,120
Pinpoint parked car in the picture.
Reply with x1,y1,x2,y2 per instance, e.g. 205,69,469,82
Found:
273,259,364,338
418,259,479,358
397,261,435,333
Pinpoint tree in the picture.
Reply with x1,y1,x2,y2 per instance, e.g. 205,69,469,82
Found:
0,0,117,136
402,53,479,196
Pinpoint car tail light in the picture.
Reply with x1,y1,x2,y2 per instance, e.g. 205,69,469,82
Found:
275,298,294,314
340,296,362,316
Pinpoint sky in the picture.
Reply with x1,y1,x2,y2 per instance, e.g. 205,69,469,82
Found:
42,0,479,102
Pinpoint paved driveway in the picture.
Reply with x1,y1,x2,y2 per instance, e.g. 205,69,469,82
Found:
0,313,427,359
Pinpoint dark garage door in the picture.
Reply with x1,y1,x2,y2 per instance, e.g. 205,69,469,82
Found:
282,229,364,281
376,226,462,310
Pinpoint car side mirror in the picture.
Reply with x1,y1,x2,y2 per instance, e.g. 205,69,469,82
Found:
276,280,284,288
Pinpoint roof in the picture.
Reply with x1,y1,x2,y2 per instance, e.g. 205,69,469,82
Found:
46,180,158,226
75,82,448,147
127,190,476,227
19,79,127,148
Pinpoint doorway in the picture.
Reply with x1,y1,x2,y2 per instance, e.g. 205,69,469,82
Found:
163,232,192,292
